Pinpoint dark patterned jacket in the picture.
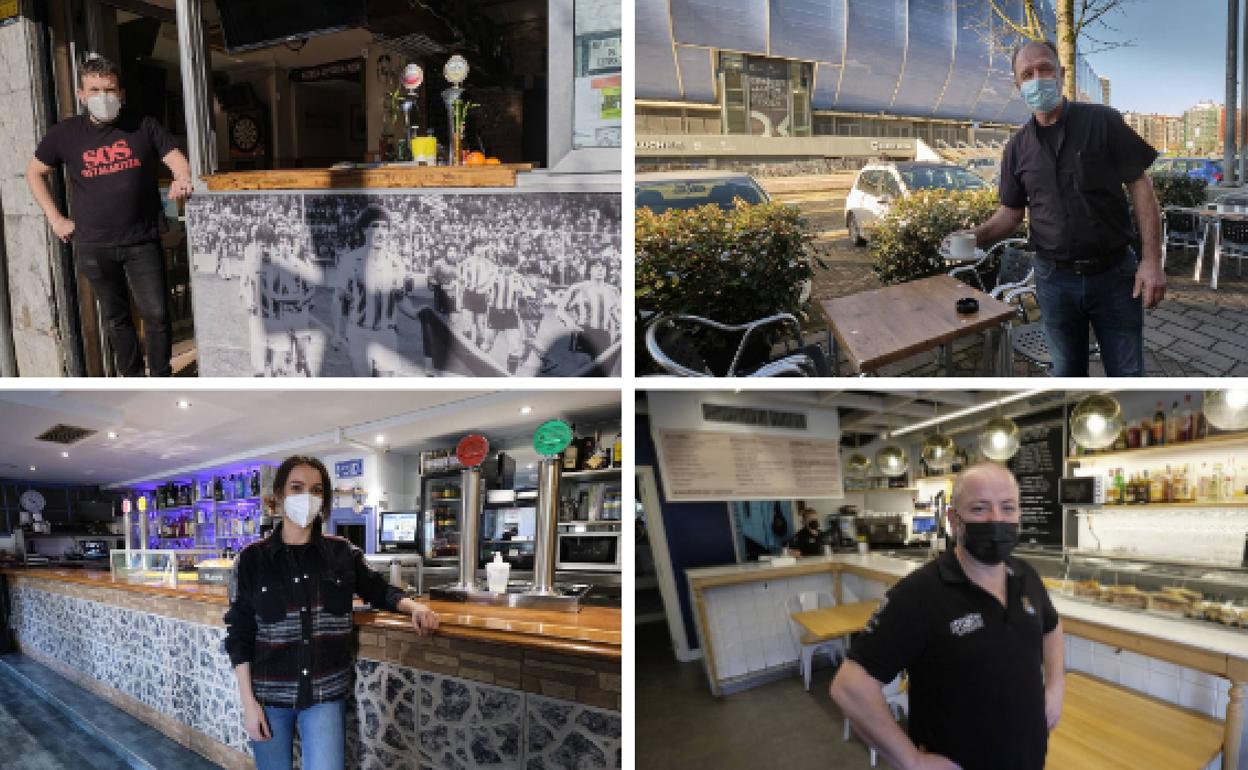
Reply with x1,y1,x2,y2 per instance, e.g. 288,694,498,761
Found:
222,524,405,708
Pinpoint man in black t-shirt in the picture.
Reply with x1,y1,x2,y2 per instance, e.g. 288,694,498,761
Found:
947,40,1164,377
831,463,1065,770
25,55,193,377
788,509,825,556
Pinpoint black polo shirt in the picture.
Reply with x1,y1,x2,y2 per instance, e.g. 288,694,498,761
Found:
846,550,1060,770
999,99,1157,263
790,526,824,556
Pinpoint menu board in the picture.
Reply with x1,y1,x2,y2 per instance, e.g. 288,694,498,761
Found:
573,0,621,149
1007,407,1065,547
657,429,843,501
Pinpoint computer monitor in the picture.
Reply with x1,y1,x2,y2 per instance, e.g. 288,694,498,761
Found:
911,516,937,535
379,512,420,547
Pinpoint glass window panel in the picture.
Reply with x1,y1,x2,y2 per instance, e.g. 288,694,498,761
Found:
573,0,621,149
836,0,907,113
892,0,956,117
636,0,681,100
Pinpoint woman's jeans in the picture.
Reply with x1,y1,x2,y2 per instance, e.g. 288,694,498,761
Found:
1033,249,1145,377
250,699,345,770
75,240,172,377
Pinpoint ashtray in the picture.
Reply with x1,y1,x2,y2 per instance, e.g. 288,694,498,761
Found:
955,297,979,314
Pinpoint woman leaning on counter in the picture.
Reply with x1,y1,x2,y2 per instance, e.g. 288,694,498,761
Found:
223,455,439,770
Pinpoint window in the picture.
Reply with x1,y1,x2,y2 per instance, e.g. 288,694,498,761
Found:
549,0,621,172
718,52,812,137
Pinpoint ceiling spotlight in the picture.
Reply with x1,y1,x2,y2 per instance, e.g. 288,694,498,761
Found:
107,431,118,439
29,465,36,472
176,399,191,409
519,405,533,415
374,434,386,444
61,451,70,458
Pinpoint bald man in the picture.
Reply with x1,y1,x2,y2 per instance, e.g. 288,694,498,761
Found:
831,462,1064,770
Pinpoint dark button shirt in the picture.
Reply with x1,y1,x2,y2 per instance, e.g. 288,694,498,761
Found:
846,550,1060,770
222,523,406,709
789,526,825,556
1000,99,1158,262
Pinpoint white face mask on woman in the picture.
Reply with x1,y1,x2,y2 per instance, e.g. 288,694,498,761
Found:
85,92,122,123
283,493,322,528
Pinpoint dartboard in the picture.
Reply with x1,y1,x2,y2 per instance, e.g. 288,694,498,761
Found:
230,115,261,153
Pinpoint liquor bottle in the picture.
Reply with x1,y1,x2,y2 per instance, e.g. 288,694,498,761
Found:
562,424,580,471
1115,467,1126,504
612,433,622,467
1152,402,1166,445
1168,401,1181,444
250,470,261,498
584,430,610,470
1149,468,1164,504
236,473,246,499
1138,419,1150,448
1105,469,1119,504
1181,395,1195,442
214,476,223,502
1140,470,1152,503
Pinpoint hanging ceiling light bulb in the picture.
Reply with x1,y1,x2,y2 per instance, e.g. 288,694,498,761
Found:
1070,394,1124,450
874,413,909,477
920,403,955,470
979,416,1021,460
1203,389,1248,431
845,432,871,479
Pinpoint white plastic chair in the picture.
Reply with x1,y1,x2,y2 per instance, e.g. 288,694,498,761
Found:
843,673,909,767
784,591,844,691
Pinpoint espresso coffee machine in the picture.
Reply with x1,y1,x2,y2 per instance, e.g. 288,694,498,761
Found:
830,506,860,549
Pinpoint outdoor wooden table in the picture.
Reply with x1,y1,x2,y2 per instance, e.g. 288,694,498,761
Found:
818,274,1017,376
1046,671,1223,770
790,600,881,644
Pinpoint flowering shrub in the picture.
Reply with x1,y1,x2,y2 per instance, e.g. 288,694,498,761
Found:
870,188,1009,285
636,201,821,371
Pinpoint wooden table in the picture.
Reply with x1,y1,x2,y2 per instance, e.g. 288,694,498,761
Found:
1047,672,1224,770
790,600,881,644
818,274,1017,375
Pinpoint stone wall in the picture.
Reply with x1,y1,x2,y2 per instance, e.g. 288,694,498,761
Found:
0,11,66,375
7,576,621,769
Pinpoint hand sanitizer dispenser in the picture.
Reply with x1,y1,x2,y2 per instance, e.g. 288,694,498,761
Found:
487,552,510,593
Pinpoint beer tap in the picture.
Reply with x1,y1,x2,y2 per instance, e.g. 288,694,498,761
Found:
441,54,469,165
399,63,423,162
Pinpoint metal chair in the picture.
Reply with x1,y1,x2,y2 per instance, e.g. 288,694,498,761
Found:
844,673,909,767
784,592,845,692
644,313,831,377
1210,215,1248,289
999,284,1100,375
946,237,1033,295
1161,207,1206,270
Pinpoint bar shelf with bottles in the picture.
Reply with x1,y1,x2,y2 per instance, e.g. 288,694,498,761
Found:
128,465,276,558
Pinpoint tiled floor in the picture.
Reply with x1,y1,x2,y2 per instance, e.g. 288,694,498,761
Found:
0,654,222,770
635,621,880,770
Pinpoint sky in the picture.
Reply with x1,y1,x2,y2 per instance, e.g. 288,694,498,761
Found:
1087,0,1232,115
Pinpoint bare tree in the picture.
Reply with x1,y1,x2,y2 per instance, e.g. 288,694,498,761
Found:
981,0,1136,99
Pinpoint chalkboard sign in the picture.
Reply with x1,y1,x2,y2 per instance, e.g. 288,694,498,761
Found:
1007,406,1065,548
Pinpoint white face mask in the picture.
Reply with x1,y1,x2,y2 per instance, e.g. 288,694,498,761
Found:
85,93,121,123
283,493,321,528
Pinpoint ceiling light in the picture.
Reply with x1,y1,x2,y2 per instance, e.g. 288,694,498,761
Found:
176,399,191,409
1204,389,1248,430
874,445,909,477
519,406,533,415
844,452,872,479
374,434,386,444
61,451,70,458
107,431,118,439
979,416,1021,460
1070,394,1123,450
891,391,1046,436
29,466,36,472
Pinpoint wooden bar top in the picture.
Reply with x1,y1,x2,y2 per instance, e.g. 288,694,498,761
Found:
2,568,620,660
202,164,533,192
818,274,1015,372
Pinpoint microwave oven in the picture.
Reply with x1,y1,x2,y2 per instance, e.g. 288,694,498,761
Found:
555,531,621,572
1059,476,1105,505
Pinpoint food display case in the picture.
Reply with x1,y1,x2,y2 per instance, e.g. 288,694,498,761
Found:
109,548,221,588
1021,550,1248,630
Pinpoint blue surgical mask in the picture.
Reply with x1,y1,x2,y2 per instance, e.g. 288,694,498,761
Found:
1020,77,1062,113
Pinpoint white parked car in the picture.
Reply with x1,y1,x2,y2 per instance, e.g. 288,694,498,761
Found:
845,162,988,246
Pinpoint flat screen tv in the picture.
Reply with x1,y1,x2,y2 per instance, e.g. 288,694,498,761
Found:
216,0,367,53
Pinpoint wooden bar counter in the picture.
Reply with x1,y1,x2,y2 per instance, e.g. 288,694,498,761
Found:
3,567,621,769
686,552,1248,770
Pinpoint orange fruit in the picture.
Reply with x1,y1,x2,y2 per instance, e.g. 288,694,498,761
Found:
465,151,486,166
485,157,501,165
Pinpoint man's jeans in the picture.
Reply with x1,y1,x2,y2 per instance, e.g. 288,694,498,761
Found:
1033,250,1144,377
76,240,172,377
251,699,345,770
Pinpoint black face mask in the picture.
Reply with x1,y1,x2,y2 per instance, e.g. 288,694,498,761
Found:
807,521,819,531
957,520,1019,565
